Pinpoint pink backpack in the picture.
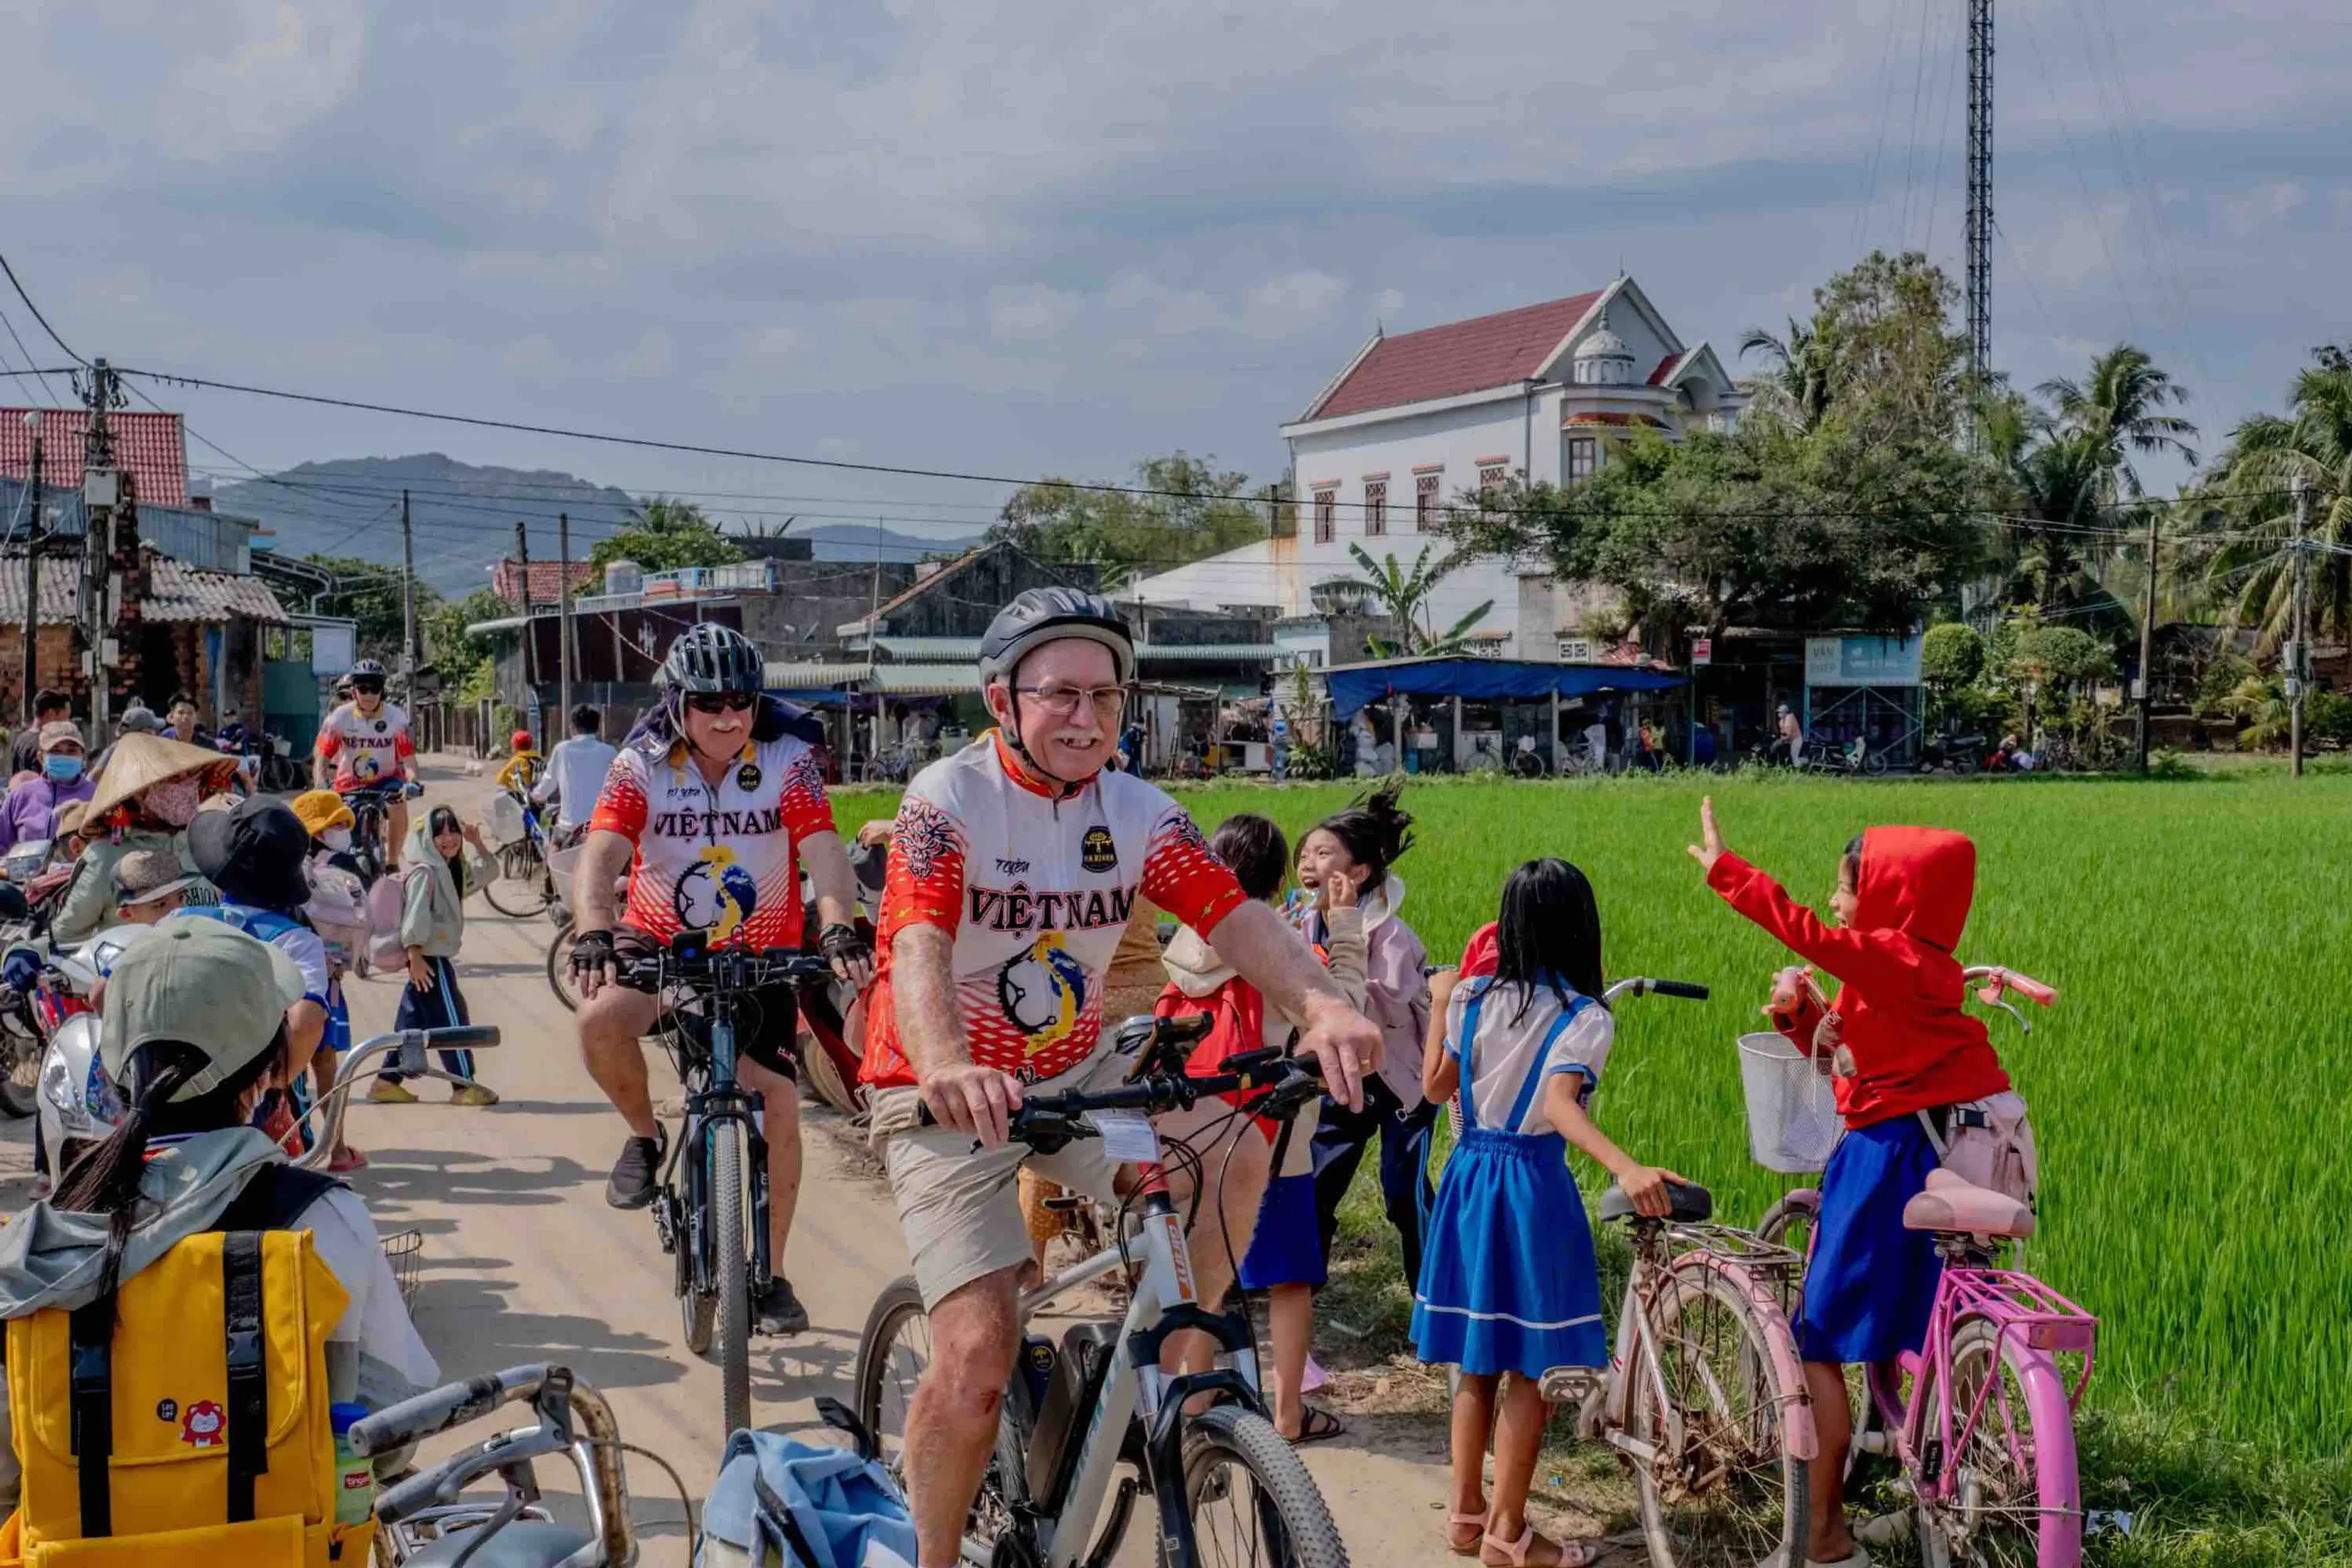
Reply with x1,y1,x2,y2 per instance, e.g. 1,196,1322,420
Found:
366,869,418,971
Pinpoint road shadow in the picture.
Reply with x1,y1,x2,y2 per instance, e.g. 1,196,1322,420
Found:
470,1099,621,1118
346,1147,598,1210
750,1325,862,1423
413,1270,690,1395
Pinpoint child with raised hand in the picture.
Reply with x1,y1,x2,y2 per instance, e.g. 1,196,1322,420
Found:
1414,859,1682,1568
1690,796,2020,1568
1159,812,1367,1445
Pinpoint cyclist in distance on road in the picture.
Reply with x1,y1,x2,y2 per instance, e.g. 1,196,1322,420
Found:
861,586,1379,1568
568,623,874,1336
312,659,420,854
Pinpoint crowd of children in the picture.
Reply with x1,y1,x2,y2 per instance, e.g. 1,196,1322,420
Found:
1143,782,2032,1568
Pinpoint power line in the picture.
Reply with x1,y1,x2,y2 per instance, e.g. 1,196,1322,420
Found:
0,255,86,366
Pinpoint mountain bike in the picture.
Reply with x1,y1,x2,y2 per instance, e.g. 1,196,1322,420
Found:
1755,965,2094,1566
349,1362,649,1566
481,791,559,918
853,1015,1349,1568
622,936,835,1437
1523,978,1820,1567
343,779,419,884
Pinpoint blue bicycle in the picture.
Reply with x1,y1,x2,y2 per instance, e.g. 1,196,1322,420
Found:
620,934,832,1436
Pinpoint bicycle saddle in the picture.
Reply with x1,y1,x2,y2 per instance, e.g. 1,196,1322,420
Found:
403,1520,594,1567
1597,1178,1713,1225
1902,1168,2035,1239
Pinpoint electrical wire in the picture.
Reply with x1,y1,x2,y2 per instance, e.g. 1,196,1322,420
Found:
0,254,87,366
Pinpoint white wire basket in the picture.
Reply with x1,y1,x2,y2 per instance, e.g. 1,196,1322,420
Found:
380,1229,424,1308
1736,1031,1841,1174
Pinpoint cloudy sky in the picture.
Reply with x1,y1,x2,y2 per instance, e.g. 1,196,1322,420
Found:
5,0,2348,559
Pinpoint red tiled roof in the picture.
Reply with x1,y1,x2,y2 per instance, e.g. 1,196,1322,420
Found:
492,558,598,606
1647,355,1679,386
1308,290,1604,421
0,409,187,507
1563,411,1668,428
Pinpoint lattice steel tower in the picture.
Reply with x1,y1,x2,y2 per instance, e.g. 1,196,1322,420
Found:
1966,0,1994,383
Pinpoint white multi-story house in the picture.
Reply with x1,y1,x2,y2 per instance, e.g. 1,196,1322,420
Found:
1128,274,1747,664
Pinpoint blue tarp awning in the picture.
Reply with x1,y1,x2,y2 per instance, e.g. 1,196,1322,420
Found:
1322,657,1684,718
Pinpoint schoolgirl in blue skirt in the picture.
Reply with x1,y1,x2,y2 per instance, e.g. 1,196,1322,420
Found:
1414,859,1682,1568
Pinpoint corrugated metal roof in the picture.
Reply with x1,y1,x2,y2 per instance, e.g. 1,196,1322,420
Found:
0,409,188,506
143,557,290,624
869,635,1283,663
872,636,981,660
764,660,874,690
763,660,984,698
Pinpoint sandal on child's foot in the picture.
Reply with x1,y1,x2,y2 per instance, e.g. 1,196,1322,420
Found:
1481,1525,1599,1568
1445,1512,1488,1557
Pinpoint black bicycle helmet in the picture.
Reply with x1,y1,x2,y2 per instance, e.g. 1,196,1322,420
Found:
660,624,764,693
978,587,1135,689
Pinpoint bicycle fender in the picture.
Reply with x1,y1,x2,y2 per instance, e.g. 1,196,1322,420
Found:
1676,1253,1819,1463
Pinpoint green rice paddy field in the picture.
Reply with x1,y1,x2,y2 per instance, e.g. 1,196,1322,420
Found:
837,764,2352,1537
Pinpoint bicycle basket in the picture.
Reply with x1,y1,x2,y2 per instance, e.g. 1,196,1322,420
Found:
483,790,529,846
1736,1031,1841,1174
380,1228,424,1308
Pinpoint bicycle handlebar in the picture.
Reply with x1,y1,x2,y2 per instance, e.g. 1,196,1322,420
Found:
1603,976,1710,1003
349,1362,547,1459
1964,965,2058,1006
616,945,837,992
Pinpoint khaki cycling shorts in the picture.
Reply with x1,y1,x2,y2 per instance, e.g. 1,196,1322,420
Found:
873,1048,1256,1310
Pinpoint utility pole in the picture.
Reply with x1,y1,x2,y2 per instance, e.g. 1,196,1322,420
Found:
2135,505,2158,769
1965,0,1994,387
19,410,42,726
556,510,575,732
399,489,418,693
2289,473,2310,778
862,514,884,777
78,360,124,737
513,519,538,698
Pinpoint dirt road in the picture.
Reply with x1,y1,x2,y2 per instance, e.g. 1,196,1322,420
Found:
0,758,1460,1565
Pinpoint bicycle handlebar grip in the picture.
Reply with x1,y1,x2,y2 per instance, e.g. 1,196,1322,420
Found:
1648,979,1711,1001
2004,972,2059,1005
425,1024,502,1050
348,1363,548,1459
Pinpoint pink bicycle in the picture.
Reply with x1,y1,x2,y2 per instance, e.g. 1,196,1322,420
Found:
1755,966,2097,1567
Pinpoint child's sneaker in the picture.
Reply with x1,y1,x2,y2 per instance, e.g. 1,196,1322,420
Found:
450,1085,500,1107
368,1079,418,1105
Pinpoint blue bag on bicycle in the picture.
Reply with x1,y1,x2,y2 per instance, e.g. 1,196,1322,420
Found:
698,1400,916,1568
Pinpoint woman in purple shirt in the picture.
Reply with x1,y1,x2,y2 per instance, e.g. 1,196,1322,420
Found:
0,722,95,853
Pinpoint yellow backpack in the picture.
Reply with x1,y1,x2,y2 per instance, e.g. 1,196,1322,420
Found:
1,1168,377,1567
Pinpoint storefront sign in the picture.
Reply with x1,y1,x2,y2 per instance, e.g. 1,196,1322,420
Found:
1805,635,1923,688
1691,637,1712,666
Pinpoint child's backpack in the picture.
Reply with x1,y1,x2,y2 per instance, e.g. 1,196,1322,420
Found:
697,1399,914,1568
0,1165,372,1567
363,871,415,973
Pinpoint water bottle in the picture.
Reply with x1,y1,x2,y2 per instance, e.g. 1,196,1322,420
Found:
330,1403,375,1526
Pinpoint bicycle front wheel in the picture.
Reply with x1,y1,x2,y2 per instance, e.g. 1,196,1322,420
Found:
546,920,581,1013
1915,1315,2082,1568
709,1118,753,1435
483,844,555,917
1627,1261,1809,1568
854,1277,931,1487
1174,1405,1349,1568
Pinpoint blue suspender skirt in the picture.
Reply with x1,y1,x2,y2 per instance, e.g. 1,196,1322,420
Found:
1409,984,1609,1378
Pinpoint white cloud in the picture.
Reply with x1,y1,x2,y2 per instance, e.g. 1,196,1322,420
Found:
160,0,368,161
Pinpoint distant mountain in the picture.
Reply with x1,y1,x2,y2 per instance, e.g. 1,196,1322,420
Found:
216,454,636,595
215,455,983,594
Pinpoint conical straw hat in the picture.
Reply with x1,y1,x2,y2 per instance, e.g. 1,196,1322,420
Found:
86,733,241,824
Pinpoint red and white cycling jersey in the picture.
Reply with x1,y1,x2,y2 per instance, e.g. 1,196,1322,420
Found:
588,733,837,951
862,731,1246,1090
315,701,416,791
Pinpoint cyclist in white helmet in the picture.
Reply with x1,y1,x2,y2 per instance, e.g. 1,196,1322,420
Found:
862,587,1379,1568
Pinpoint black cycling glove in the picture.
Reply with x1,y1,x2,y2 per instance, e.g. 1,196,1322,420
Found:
816,922,872,968
570,928,617,976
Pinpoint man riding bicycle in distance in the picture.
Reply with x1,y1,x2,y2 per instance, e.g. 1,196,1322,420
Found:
568,624,874,1335
313,659,420,853
862,587,1379,1568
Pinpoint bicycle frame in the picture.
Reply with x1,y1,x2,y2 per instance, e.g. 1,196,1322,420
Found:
990,1140,1263,1568
290,1027,502,1170
658,991,775,1312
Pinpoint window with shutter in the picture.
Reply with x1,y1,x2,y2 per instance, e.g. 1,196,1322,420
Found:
1363,481,1386,537
1414,472,1440,532
1313,489,1336,544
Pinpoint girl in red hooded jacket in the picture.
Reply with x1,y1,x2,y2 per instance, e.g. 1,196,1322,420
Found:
1691,797,2026,1568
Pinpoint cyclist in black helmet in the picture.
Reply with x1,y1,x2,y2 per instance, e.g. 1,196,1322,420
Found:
567,624,873,1336
313,658,420,853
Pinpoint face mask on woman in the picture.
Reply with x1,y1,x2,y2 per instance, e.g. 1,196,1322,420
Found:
320,826,353,852
42,754,81,784
140,776,205,828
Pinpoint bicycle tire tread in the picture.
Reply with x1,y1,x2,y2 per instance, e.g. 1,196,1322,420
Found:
1177,1406,1349,1568
712,1121,752,1434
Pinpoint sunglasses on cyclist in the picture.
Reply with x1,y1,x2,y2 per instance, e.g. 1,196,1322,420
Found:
349,680,384,695
684,693,756,715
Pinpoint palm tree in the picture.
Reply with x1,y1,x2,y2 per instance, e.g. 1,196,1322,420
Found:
2036,344,2199,500
2196,361,2352,648
1737,317,1833,433
1337,543,1496,657
1978,391,2118,616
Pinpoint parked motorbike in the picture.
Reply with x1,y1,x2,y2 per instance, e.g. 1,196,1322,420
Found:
1917,731,1988,775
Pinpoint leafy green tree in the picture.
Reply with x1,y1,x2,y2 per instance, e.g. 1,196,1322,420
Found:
1921,621,1986,687
423,587,514,669
1736,316,1833,434
588,497,743,586
2193,353,2352,649
1334,543,1493,657
992,453,1265,589
2038,345,2198,500
1808,250,1973,443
